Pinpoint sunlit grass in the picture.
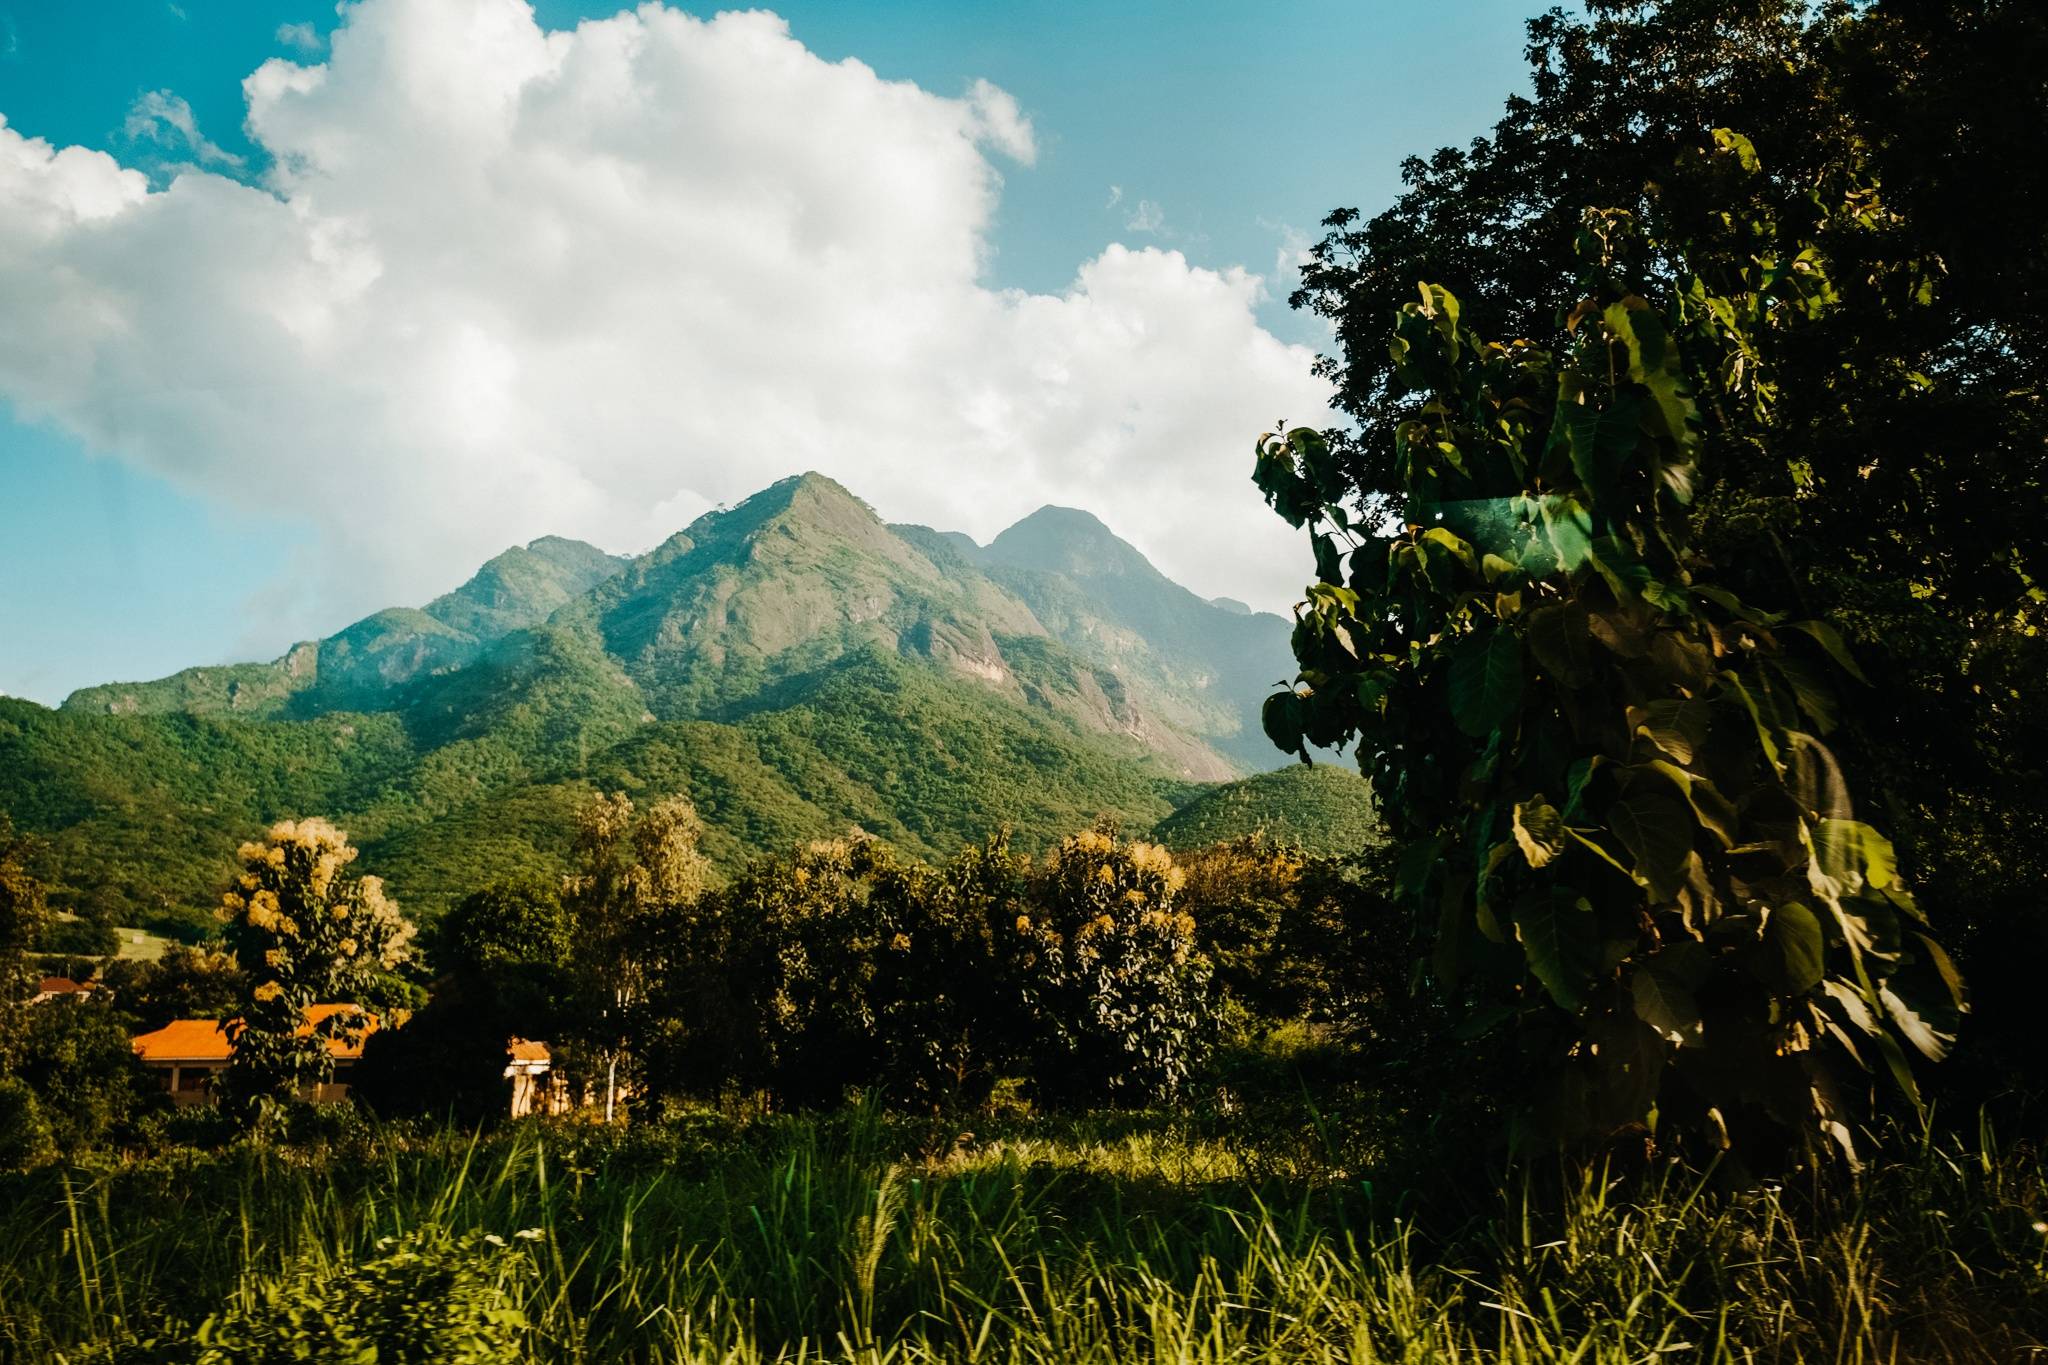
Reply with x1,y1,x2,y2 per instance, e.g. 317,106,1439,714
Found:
3,1105,2044,1362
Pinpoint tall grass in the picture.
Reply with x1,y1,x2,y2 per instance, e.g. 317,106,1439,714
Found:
3,1105,2044,1362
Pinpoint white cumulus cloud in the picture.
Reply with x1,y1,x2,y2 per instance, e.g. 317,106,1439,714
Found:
0,0,1331,650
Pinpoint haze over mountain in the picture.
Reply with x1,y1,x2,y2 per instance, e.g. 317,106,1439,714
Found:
5,474,1313,932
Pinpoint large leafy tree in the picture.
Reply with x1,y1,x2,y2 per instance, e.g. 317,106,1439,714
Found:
560,792,711,1119
352,880,573,1123
1258,130,1966,1158
1290,0,2045,1092
0,819,50,1060
217,818,416,1105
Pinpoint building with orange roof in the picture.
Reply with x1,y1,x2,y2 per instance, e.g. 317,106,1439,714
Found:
34,975,98,1003
504,1037,557,1118
132,1004,379,1105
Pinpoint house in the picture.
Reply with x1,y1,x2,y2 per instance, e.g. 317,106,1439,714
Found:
34,976,98,1004
504,1038,557,1118
132,1004,380,1105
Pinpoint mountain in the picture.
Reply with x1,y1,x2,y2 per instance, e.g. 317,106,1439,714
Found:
1151,765,1381,857
6,474,1317,933
900,505,1298,772
62,536,629,719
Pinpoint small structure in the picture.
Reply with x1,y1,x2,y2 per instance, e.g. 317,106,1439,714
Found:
504,1038,557,1118
132,1004,379,1105
34,976,98,1004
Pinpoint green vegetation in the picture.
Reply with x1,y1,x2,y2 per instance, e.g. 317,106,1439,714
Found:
1,477,1295,937
1153,765,1380,856
1,3,2043,1361
60,535,628,721
3,1108,2046,1362
1282,0,2044,1102
216,819,416,1104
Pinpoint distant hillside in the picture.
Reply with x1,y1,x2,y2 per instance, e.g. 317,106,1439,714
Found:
63,536,628,719
6,474,1305,932
1151,764,1381,857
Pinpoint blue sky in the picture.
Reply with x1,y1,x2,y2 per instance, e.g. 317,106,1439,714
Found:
0,0,1548,704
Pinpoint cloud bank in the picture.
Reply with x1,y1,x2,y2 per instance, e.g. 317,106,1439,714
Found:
0,0,1330,645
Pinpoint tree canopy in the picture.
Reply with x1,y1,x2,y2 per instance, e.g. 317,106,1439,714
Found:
1287,3,2044,1097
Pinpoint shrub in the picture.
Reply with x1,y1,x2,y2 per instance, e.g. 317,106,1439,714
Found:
8,998,162,1151
0,1076,54,1172
1013,830,1210,1106
107,1224,533,1364
645,835,1024,1109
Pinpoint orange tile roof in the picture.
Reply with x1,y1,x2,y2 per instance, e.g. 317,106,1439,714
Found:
38,976,89,995
133,1005,380,1064
507,1039,552,1063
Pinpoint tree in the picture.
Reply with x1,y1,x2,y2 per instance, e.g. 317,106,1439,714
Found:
1287,0,2044,1094
1012,829,1210,1107
561,793,710,1120
1257,145,1964,1158
0,819,51,1069
215,818,415,1106
8,996,161,1151
100,945,245,1032
643,833,1027,1110
0,1077,55,1172
354,881,574,1123
436,881,573,980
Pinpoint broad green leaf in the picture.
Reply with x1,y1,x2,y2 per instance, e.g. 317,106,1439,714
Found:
1394,836,1445,900
1448,628,1523,737
1566,827,1635,881
1913,931,1966,1009
1880,982,1953,1062
1514,890,1597,1012
1527,602,1595,685
1815,818,1898,894
1603,297,1700,467
1560,755,1604,821
1820,976,1879,1035
1785,619,1870,684
1630,956,1703,1044
1540,494,1595,570
1607,792,1693,898
1261,691,1306,759
1633,699,1712,765
1639,759,1739,848
1769,656,1839,734
1755,900,1825,994
1421,526,1478,574
1872,1026,1924,1115
1512,798,1565,869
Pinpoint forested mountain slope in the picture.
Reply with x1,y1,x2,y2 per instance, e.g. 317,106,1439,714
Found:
6,475,1332,934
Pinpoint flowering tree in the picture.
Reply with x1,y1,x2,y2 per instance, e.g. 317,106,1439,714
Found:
218,818,414,1105
1013,829,1209,1105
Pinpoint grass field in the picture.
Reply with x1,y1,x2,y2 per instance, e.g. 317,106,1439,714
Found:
4,1100,2045,1363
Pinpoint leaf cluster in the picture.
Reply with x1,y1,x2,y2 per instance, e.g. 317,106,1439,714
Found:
1256,148,1964,1158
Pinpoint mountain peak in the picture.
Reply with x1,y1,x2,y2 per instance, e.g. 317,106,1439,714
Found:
986,504,1162,582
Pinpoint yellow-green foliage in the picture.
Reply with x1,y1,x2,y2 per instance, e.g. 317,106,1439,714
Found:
1012,830,1208,1105
217,819,415,1101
